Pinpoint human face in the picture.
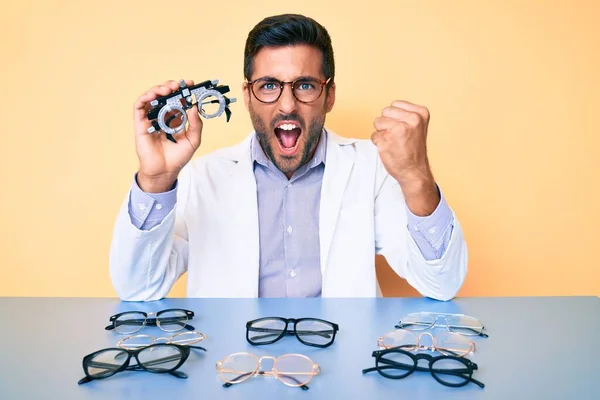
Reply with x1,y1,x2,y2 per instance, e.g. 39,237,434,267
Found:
243,44,336,178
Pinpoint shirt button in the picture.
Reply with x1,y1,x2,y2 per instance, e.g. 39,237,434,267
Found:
137,203,147,211
155,204,163,210
428,227,436,234
413,226,419,231
287,226,293,234
287,183,292,188
290,270,296,278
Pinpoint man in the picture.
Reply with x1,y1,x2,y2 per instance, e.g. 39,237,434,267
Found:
109,13,467,301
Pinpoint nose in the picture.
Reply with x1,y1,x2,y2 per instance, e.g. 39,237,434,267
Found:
277,83,297,114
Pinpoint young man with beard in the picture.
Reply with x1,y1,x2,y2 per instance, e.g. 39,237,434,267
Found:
109,14,468,301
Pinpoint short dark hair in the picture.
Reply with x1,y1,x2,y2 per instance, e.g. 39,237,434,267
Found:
244,14,335,86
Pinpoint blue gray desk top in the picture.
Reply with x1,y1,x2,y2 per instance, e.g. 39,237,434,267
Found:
0,296,598,399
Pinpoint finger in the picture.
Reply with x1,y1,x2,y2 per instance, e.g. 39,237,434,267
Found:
185,104,203,149
391,100,430,121
382,107,421,126
370,130,387,147
373,116,397,132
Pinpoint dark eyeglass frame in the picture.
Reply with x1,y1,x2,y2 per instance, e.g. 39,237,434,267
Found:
77,343,206,384
104,308,196,334
246,76,331,104
362,347,485,388
245,317,339,348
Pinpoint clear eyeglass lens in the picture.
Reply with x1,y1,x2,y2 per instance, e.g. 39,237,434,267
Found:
292,80,322,103
398,312,434,331
445,315,483,335
114,312,146,334
435,332,474,356
157,310,188,332
377,351,415,379
88,349,128,378
248,319,287,344
381,330,418,349
430,357,470,386
138,345,182,372
275,355,316,387
295,319,335,346
218,353,259,384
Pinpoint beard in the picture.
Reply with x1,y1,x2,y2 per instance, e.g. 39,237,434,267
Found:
250,105,325,177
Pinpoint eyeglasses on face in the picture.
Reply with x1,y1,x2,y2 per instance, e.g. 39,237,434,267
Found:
362,347,485,389
216,352,321,390
396,312,488,337
246,76,331,104
246,317,339,347
105,308,195,335
77,343,206,385
378,330,476,357
117,331,207,350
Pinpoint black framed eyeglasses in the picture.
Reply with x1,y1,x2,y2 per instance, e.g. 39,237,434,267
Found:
105,308,195,334
246,76,331,104
77,343,206,384
362,347,485,388
246,317,339,348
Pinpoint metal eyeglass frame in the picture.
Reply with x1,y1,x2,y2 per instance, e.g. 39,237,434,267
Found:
377,330,476,357
215,352,321,390
395,311,489,337
117,331,207,350
245,317,339,348
105,308,196,334
246,76,331,104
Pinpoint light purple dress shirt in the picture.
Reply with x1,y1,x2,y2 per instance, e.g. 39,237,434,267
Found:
127,130,454,297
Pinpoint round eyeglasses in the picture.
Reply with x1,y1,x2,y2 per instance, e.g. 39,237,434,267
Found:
246,77,331,104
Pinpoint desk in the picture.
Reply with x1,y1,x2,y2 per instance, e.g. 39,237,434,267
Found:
0,296,598,399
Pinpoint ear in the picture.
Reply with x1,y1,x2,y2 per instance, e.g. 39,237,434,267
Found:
242,82,250,111
325,82,336,113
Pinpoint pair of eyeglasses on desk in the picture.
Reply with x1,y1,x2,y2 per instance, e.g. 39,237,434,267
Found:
245,316,339,347
105,308,196,335
396,312,489,337
78,343,206,384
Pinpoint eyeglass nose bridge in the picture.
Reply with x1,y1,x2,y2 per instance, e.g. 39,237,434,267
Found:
415,332,436,351
257,356,277,377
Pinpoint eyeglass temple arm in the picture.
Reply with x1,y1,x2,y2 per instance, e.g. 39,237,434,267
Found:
248,327,333,341
394,324,488,337
222,371,310,390
105,317,195,331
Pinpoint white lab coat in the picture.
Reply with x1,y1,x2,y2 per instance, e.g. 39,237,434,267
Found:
109,130,467,301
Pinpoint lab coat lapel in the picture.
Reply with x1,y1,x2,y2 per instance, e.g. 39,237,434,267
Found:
222,134,260,297
319,131,355,276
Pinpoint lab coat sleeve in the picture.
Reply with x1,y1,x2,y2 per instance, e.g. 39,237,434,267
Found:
108,167,192,302
374,164,468,301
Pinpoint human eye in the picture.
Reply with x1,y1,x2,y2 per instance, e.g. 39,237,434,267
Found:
296,80,317,91
258,81,279,92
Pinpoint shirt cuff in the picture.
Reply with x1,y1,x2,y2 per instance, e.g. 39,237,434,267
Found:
128,172,178,230
406,185,454,260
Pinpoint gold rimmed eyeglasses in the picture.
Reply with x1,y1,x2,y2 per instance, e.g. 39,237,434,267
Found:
378,329,475,357
216,352,321,390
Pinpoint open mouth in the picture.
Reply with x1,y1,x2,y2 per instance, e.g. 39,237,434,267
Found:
274,122,302,155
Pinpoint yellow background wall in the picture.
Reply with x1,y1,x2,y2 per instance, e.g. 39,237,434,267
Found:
1,0,598,298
